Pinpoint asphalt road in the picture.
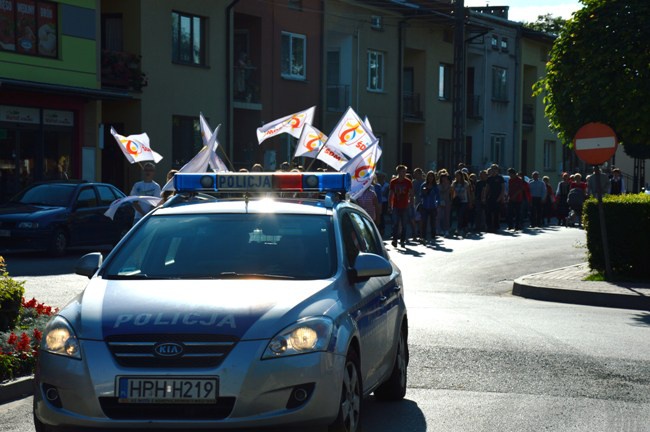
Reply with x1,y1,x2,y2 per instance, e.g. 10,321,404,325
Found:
2,226,649,431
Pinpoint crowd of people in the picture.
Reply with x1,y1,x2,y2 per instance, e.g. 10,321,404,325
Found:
357,163,628,247
128,161,628,248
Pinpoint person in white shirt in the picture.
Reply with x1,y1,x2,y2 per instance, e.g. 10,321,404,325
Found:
130,162,161,223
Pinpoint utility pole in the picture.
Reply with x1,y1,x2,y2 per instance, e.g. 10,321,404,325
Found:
452,0,466,168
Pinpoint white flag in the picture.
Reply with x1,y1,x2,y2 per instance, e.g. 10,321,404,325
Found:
110,127,163,164
104,196,161,220
317,144,349,171
340,140,382,199
199,114,229,172
256,106,316,144
162,123,227,192
364,116,373,133
294,124,327,158
327,107,377,159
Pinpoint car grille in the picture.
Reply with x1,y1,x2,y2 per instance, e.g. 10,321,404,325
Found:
106,334,238,368
99,397,236,420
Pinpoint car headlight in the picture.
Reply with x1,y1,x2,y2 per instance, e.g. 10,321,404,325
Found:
41,316,81,359
262,317,334,359
17,221,39,229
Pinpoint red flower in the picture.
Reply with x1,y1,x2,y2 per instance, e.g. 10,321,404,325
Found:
22,297,37,308
7,332,17,345
33,328,43,343
16,332,31,352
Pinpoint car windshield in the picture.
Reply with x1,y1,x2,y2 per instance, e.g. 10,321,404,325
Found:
102,213,337,280
12,184,76,206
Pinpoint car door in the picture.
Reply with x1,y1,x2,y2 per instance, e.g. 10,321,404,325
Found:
68,186,106,245
96,184,126,241
341,210,396,390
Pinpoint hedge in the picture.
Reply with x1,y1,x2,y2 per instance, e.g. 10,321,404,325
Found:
583,193,650,278
0,257,26,332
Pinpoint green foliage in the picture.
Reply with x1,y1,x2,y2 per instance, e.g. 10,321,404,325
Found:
533,0,650,157
523,13,567,35
0,257,25,332
583,194,650,278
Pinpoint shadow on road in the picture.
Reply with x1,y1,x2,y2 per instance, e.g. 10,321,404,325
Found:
363,397,427,431
630,312,650,327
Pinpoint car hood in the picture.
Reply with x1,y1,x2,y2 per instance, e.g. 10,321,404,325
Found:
0,203,65,220
73,278,338,341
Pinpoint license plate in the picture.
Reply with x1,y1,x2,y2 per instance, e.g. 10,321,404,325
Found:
0,230,10,237
117,376,218,404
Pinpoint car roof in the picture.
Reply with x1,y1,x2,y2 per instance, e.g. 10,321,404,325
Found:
154,197,335,216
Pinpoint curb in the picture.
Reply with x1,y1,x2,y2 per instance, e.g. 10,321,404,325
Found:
0,375,33,404
513,277,650,311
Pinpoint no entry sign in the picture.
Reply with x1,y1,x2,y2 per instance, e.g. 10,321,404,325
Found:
573,123,618,165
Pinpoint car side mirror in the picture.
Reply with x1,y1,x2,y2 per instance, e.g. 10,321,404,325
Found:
350,252,393,282
75,252,103,279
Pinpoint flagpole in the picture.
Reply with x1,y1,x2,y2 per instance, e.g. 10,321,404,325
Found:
305,142,329,171
217,144,236,172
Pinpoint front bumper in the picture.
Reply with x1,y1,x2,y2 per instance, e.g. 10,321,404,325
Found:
34,338,345,430
0,228,52,251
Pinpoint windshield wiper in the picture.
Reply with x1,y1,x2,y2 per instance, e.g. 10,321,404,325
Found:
104,273,154,280
217,272,295,280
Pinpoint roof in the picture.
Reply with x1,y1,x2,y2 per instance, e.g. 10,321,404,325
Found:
155,197,336,216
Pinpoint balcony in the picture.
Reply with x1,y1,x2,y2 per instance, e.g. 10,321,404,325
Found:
327,84,350,112
523,104,535,128
467,94,482,119
403,92,423,120
101,50,147,92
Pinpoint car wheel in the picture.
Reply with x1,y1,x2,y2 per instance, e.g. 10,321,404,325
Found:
374,325,408,401
48,229,68,257
329,349,362,432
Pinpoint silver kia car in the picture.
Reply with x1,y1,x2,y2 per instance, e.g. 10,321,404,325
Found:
34,172,408,432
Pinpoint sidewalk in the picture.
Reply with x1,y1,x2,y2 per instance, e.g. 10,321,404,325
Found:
512,263,650,310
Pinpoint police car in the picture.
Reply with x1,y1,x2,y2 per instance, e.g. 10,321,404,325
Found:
34,172,408,432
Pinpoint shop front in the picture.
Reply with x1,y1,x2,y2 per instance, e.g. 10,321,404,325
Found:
0,103,79,202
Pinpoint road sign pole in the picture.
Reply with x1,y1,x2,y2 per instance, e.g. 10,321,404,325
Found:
594,165,612,279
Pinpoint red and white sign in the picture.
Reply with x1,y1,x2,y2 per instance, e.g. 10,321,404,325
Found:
573,122,618,165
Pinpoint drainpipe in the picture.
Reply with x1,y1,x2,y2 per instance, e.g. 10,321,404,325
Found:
226,0,240,166
398,20,405,164
513,25,520,169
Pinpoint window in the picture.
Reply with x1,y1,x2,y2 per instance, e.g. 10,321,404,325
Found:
544,140,556,171
367,50,384,91
102,14,123,51
76,188,97,209
492,66,508,101
171,116,201,169
491,35,499,49
171,11,206,66
97,185,120,206
288,0,302,11
103,214,336,280
281,32,306,79
0,0,58,57
500,37,508,52
438,63,453,100
490,135,505,165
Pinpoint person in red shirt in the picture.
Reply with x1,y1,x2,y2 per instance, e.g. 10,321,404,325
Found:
388,165,413,247
506,168,525,230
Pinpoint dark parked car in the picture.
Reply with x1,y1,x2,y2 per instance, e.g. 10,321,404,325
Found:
0,181,134,256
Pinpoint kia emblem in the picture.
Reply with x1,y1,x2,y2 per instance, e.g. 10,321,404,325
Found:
154,342,184,358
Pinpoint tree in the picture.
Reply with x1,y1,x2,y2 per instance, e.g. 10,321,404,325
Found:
534,0,650,160
523,13,566,35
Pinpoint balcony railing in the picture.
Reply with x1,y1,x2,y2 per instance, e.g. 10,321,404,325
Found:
467,94,482,119
523,104,535,127
101,50,147,91
327,84,350,112
403,92,423,119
